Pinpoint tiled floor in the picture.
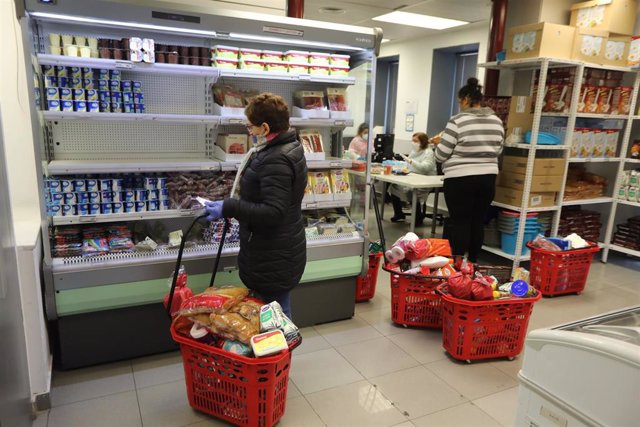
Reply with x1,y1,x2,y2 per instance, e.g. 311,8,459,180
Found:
35,218,640,427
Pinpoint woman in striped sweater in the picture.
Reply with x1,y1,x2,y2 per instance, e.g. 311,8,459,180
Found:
435,77,504,262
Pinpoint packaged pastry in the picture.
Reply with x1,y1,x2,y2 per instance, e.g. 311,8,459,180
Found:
605,130,618,157
217,134,248,154
580,128,594,157
309,52,330,65
571,128,582,158
330,54,350,67
212,58,239,69
239,59,265,71
592,129,606,157
329,66,350,76
577,85,598,113
611,86,632,115
212,84,244,107
595,86,613,114
284,50,309,63
261,50,283,62
299,129,324,153
309,64,330,76
308,171,331,194
264,62,288,72
329,169,350,194
239,48,261,61
326,88,347,111
294,91,326,110
630,140,640,158
288,63,309,74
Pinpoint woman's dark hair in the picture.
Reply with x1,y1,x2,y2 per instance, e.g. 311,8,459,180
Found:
412,132,429,150
357,122,369,137
245,92,290,133
458,77,483,106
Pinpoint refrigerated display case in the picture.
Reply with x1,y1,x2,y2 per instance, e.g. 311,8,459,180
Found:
22,0,381,368
516,306,640,426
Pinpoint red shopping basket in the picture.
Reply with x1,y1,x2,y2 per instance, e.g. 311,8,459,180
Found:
383,265,446,328
171,326,290,427
527,242,600,296
437,284,541,361
356,252,383,302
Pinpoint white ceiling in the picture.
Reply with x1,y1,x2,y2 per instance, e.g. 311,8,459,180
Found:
304,0,493,42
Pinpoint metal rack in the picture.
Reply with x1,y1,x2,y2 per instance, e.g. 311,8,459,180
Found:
479,57,640,272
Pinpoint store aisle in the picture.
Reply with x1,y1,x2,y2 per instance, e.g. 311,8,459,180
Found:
35,251,639,427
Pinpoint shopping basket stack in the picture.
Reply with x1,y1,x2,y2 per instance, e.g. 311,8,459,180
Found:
527,241,600,296
437,284,541,362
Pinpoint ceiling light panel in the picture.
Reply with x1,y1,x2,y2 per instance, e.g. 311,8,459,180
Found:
373,11,468,30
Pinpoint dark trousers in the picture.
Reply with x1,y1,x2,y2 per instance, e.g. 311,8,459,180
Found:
443,174,496,262
391,194,404,218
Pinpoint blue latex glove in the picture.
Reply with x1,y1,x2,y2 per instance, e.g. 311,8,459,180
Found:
204,200,224,221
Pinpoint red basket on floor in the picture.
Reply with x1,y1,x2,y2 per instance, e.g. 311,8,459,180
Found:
437,284,541,361
171,325,291,427
384,265,446,328
356,252,383,302
527,242,600,296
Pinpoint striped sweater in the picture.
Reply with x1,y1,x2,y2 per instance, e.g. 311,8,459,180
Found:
435,107,504,178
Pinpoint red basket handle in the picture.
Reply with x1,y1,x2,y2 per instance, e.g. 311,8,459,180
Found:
526,241,600,255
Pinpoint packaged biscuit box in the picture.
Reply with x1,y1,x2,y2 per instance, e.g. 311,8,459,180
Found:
308,172,332,199
329,169,350,194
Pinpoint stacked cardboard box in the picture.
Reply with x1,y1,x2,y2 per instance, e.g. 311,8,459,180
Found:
495,155,565,208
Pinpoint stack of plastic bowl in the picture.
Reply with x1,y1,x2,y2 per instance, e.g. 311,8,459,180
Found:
498,211,541,255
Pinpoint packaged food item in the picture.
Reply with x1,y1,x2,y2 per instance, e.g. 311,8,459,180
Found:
543,84,570,113
217,134,248,154
299,129,324,154
179,286,249,317
212,84,244,108
596,86,613,114
213,58,239,69
264,62,288,72
212,45,239,59
592,129,606,157
239,48,261,60
580,128,594,157
239,59,265,71
309,64,330,76
577,85,597,113
326,88,347,112
250,330,288,357
329,169,350,194
329,66,350,77
294,91,326,110
216,339,253,356
309,52,330,65
208,311,259,343
47,100,60,111
261,50,283,62
605,130,618,157
448,272,473,300
330,54,350,67
284,50,310,63
308,171,331,194
630,140,640,158
288,63,309,74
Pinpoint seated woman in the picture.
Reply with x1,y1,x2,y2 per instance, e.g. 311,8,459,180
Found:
390,132,437,223
348,123,369,159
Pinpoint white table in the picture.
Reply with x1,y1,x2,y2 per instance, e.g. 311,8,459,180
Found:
373,173,445,235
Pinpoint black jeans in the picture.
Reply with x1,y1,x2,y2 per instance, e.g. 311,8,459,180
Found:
443,174,496,262
391,194,404,218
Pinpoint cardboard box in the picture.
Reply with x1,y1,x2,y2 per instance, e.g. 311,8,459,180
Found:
572,28,608,63
570,0,636,36
506,96,533,137
506,23,575,61
602,34,631,66
502,156,566,176
494,186,557,208
216,134,248,154
499,171,563,192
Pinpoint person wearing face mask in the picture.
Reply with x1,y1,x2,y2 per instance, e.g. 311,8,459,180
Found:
389,132,437,223
204,93,307,318
435,77,504,262
348,123,369,158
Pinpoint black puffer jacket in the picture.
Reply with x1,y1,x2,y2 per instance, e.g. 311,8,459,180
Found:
222,130,307,294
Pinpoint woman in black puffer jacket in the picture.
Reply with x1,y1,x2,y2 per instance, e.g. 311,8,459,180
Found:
205,93,307,317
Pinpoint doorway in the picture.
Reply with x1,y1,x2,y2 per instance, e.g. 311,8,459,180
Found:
427,44,479,136
374,55,399,134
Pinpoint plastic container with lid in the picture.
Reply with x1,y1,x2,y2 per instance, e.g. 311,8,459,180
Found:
288,63,310,74
212,58,239,69
330,54,350,67
309,64,331,76
250,329,288,357
309,52,331,65
285,50,310,63
239,59,265,71
262,50,283,62
264,62,288,73
329,66,350,77
239,48,262,61
211,45,239,59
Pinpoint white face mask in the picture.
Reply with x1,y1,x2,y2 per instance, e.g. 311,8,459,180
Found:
412,142,421,150
362,133,369,140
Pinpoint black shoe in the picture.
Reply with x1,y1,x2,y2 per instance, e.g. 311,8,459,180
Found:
390,215,406,223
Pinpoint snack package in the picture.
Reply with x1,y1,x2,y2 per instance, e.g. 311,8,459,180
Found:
329,169,350,194
216,339,253,356
326,87,347,111
294,91,326,110
178,286,249,317
577,85,597,113
595,86,613,114
308,171,331,195
447,272,473,300
259,301,301,346
425,239,452,257
299,129,324,153
530,234,562,251
209,312,260,344
212,84,244,107
163,265,193,317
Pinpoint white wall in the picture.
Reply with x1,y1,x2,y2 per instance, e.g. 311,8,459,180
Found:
379,22,490,150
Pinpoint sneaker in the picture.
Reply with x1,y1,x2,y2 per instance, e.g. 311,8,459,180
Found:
390,215,405,223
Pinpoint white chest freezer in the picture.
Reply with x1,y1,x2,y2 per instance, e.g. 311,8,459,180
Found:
515,306,640,427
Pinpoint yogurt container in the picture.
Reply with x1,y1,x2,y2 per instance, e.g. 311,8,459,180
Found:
99,102,110,112
110,70,121,80
74,101,87,112
72,179,86,192
329,54,350,67
69,67,82,79
58,77,70,88
111,91,122,103
309,52,330,65
265,62,288,72
121,80,133,92
147,200,159,211
261,50,283,62
123,92,133,103
87,192,100,203
160,200,170,210
133,93,144,104
69,78,82,89
82,79,94,89
48,180,61,193
86,179,99,191
88,203,100,215
123,103,134,113
309,64,330,76
329,66,350,77
101,203,113,214
77,204,90,215
112,202,124,213
123,202,135,213
144,177,158,190
63,192,77,204
147,189,159,200
213,58,239,69
76,192,90,204
159,188,169,200
98,90,110,102
50,193,64,205
44,76,58,87
60,179,73,193
47,100,61,111
97,80,109,90
85,89,98,101
239,48,262,61
82,67,93,79
46,88,59,101
109,80,121,91
239,59,265,71
59,88,73,100
72,88,85,100
288,63,309,74
97,69,110,80
61,205,77,216
42,65,56,77
99,179,113,191
55,66,68,78
212,45,239,60
122,190,135,202
135,201,146,212
112,179,124,191
49,205,62,217
158,177,168,189
111,103,123,113
87,101,99,113
100,191,114,203
135,189,148,201
132,81,143,93
285,50,310,63
111,191,121,202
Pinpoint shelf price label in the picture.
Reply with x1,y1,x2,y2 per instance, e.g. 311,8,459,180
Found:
304,202,318,209
79,216,97,223
334,120,346,126
115,61,133,69
227,118,245,125
298,74,311,81
330,162,342,168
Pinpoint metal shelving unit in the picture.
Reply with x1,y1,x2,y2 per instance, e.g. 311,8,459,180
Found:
562,197,614,206
41,110,220,124
47,159,221,174
568,157,622,163
491,201,559,213
218,67,356,85
608,243,640,258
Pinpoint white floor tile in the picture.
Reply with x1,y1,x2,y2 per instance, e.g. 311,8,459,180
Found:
137,380,206,427
295,327,333,355
425,359,518,400
391,422,415,427
370,366,467,420
313,317,383,347
287,379,302,400
290,348,364,394
356,310,408,337
278,396,326,427
412,402,501,427
489,357,523,381
473,387,519,427
387,329,447,364
131,351,184,390
47,391,141,427
336,337,420,378
354,294,391,315
306,380,407,427
51,361,135,407
32,411,48,427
